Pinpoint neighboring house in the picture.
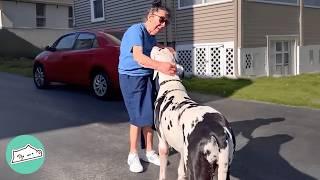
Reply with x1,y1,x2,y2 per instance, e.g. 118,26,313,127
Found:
0,0,74,57
73,0,320,77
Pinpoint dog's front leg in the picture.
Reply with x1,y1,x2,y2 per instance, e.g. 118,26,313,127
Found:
177,154,186,180
158,136,168,180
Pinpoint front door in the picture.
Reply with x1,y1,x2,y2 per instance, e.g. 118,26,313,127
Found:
273,41,291,76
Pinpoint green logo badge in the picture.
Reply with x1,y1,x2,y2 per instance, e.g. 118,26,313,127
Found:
6,135,45,174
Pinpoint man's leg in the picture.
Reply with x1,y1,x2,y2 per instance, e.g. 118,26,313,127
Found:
128,124,143,173
140,129,146,149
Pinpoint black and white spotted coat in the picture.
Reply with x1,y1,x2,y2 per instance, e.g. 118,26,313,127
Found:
151,47,235,180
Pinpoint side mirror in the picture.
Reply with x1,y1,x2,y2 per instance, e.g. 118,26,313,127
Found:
45,45,56,52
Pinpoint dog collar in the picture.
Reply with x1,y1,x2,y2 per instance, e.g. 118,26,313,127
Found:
159,79,182,86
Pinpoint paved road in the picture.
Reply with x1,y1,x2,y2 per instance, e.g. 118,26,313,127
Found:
0,72,319,180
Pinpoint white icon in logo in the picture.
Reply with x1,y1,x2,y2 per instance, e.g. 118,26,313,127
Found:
11,144,44,164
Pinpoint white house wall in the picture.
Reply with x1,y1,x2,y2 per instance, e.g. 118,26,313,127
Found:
240,47,267,77
7,27,71,48
299,45,320,74
1,1,70,29
2,1,35,28
46,4,69,28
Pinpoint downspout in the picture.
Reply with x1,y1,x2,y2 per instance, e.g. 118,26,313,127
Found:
164,0,168,46
173,0,177,48
299,0,304,46
297,0,303,75
234,0,239,77
0,10,2,29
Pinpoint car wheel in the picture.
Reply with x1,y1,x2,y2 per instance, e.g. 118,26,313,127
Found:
92,72,110,99
33,64,48,89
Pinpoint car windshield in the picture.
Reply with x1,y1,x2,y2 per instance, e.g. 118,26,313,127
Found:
103,32,123,46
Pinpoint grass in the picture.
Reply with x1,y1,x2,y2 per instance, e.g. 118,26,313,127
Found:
183,74,320,109
0,57,33,77
0,57,319,109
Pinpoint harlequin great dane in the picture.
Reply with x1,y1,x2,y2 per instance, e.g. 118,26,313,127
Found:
151,47,235,180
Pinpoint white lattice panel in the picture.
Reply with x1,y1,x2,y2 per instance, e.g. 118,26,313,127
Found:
245,54,253,69
177,50,193,73
209,47,222,77
176,42,235,78
225,48,235,76
195,47,207,76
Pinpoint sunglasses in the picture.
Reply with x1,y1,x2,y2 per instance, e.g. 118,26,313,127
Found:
153,14,169,25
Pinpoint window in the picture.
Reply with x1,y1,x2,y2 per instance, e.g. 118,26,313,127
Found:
309,49,314,64
68,6,73,28
179,0,231,9
90,0,104,22
319,50,320,64
36,3,46,27
251,0,297,5
74,33,95,50
54,34,77,50
248,0,320,7
304,0,320,7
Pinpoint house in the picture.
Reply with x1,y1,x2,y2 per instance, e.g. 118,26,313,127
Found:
73,0,320,77
0,0,74,57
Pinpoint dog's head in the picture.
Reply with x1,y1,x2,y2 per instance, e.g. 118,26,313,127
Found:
150,46,184,80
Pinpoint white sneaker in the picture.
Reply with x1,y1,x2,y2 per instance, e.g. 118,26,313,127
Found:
139,150,160,166
127,153,143,173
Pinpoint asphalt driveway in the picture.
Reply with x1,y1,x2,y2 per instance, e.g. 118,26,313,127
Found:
0,72,319,180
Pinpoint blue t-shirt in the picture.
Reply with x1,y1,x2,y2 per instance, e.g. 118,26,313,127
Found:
118,23,157,76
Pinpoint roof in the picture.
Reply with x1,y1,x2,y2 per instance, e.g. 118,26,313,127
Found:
14,0,73,6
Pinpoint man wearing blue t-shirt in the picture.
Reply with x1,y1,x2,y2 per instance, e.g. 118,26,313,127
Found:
118,3,176,173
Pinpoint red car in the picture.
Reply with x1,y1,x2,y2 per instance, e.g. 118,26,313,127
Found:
33,30,122,99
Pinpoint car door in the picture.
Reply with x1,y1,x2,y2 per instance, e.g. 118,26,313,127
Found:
60,32,96,85
46,33,77,82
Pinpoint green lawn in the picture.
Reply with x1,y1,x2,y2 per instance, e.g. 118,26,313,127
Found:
0,57,319,109
183,74,320,109
0,57,33,77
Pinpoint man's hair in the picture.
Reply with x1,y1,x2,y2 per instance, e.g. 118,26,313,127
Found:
144,0,170,21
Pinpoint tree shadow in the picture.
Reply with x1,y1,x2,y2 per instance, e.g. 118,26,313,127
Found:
231,118,317,180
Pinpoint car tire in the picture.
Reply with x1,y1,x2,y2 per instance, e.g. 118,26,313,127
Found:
91,71,111,99
33,64,48,89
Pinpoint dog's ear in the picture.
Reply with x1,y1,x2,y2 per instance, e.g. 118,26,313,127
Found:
151,46,160,80
151,46,161,60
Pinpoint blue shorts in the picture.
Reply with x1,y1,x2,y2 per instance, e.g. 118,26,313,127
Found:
119,74,156,127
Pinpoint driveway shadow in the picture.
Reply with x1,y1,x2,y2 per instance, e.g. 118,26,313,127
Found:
231,118,317,180
0,83,128,140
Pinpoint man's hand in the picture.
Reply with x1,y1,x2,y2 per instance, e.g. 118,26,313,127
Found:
165,47,176,54
157,62,177,76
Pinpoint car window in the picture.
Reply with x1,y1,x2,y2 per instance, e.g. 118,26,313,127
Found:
74,33,96,50
93,39,99,48
55,34,77,50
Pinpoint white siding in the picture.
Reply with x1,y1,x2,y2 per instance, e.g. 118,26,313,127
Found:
1,1,71,29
